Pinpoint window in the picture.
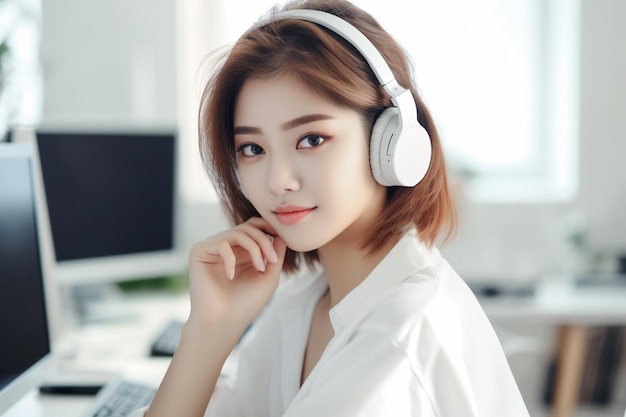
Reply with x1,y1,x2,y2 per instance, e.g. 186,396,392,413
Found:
180,0,579,204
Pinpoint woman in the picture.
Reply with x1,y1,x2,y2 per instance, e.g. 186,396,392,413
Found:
140,0,530,415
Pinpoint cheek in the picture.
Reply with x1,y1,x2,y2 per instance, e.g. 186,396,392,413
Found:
305,144,376,213
326,139,375,188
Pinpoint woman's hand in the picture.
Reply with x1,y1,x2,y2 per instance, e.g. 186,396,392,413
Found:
187,217,287,330
146,216,285,417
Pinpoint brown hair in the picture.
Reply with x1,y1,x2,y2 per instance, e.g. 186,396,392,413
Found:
199,0,456,273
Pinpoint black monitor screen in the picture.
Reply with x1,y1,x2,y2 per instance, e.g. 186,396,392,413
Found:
0,156,50,389
36,132,175,262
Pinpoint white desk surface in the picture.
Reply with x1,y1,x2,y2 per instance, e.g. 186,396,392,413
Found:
478,279,626,325
3,279,626,416
1,290,188,417
1,359,172,417
2,389,93,417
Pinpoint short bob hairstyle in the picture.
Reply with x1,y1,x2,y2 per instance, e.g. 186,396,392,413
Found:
199,0,456,273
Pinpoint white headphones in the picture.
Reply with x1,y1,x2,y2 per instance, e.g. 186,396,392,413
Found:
269,9,432,187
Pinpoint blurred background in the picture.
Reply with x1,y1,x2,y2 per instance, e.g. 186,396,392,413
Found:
1,0,625,416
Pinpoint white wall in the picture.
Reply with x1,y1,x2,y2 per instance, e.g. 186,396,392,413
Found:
41,0,177,127
40,0,626,278
577,0,626,255
442,0,626,282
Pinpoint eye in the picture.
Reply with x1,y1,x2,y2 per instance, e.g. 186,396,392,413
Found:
297,134,328,149
236,143,264,157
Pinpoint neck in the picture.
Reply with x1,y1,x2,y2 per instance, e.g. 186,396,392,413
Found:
317,234,399,307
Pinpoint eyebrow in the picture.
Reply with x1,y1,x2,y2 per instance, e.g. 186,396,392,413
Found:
234,113,334,135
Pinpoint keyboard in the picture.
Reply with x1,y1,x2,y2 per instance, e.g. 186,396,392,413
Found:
82,378,157,417
150,319,183,357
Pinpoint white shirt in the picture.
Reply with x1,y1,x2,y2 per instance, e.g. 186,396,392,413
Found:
207,231,529,416
133,231,530,416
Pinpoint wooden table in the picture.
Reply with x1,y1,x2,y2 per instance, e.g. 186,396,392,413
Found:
478,279,626,417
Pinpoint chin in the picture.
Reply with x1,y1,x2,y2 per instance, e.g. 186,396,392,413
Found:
284,241,321,253
279,233,326,253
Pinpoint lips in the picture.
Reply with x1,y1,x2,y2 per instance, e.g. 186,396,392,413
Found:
273,205,315,225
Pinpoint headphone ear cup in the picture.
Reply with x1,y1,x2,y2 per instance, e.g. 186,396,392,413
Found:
369,107,399,186
370,107,432,187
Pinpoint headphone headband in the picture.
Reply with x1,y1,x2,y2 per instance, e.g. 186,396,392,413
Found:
272,10,405,98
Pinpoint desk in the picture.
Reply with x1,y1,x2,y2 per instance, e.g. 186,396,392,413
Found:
0,290,189,417
478,280,626,417
2,281,626,417
0,359,172,417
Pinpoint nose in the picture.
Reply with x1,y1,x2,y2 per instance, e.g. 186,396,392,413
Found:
267,152,300,195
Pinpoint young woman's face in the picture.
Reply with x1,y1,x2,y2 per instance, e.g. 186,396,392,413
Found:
234,75,387,252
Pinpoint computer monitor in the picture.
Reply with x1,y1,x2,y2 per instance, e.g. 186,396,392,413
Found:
0,143,60,413
35,129,185,286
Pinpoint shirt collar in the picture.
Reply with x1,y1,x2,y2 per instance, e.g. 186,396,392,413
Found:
328,230,441,334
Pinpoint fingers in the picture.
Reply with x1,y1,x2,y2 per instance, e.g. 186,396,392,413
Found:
236,219,279,270
191,217,285,280
216,240,237,280
245,216,279,237
266,235,287,274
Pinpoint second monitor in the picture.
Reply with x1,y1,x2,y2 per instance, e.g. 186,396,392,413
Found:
36,130,185,285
